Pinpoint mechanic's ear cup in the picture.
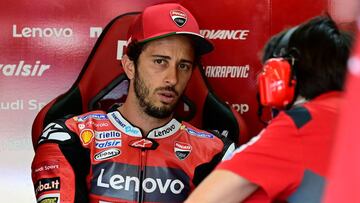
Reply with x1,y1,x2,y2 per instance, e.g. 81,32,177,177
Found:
258,58,296,109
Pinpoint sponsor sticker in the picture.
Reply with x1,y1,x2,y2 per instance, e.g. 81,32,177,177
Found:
95,131,121,140
186,127,214,139
111,112,141,136
78,123,85,130
174,141,192,160
35,177,60,196
170,10,187,27
86,121,109,128
37,193,60,203
74,114,107,122
154,124,176,137
34,161,60,174
95,140,122,149
94,148,121,161
91,162,190,202
80,129,94,145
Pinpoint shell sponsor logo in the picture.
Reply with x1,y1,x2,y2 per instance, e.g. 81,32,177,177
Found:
80,129,94,145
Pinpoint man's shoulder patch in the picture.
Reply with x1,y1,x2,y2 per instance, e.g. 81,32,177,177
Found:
38,122,72,144
285,106,312,129
181,123,214,139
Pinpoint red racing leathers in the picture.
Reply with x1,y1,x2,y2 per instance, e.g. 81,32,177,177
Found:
31,109,234,203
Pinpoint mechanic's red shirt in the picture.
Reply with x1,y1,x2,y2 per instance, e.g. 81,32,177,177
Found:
217,91,342,202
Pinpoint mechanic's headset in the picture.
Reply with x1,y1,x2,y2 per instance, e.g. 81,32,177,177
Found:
258,26,300,109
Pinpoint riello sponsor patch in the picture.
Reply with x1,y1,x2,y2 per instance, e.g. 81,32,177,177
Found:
95,130,121,140
35,177,60,196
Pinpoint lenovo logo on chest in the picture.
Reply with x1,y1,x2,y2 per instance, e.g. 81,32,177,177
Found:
12,24,73,38
91,162,190,202
97,168,184,194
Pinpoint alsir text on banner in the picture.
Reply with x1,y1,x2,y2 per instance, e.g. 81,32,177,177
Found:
0,60,50,77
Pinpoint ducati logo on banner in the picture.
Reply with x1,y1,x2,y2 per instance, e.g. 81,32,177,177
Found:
174,141,192,160
129,138,158,150
170,10,187,27
80,129,94,145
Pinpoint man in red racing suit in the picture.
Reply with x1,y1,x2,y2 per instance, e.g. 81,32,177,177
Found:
31,3,234,203
32,109,233,203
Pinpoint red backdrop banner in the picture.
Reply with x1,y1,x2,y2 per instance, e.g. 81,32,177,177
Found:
0,0,327,201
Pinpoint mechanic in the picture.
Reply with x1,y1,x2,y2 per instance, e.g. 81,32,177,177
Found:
186,15,353,203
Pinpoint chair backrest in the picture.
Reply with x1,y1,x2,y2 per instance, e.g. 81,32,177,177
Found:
31,12,249,149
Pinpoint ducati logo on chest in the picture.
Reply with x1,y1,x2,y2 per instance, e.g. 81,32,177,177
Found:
174,141,192,160
170,10,187,27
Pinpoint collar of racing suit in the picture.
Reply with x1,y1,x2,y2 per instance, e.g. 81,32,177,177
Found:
108,110,182,139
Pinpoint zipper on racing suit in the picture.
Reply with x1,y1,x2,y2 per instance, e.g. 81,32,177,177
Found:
129,138,158,203
138,149,147,203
